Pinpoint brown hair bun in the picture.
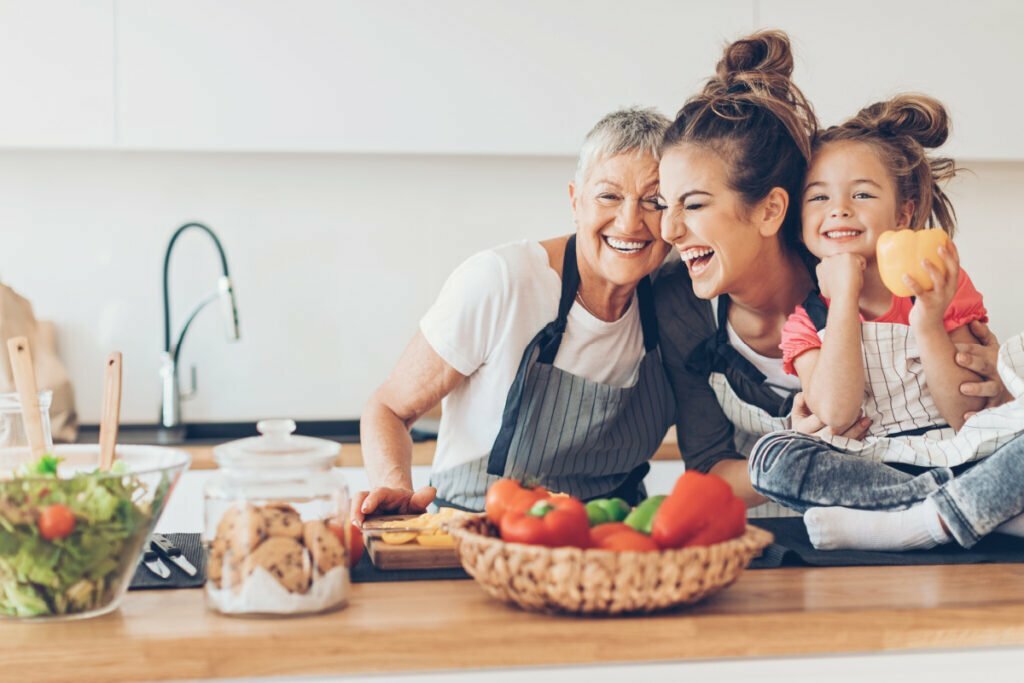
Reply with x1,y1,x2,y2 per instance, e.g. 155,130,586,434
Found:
695,30,815,161
714,30,795,96
864,94,949,149
816,93,959,235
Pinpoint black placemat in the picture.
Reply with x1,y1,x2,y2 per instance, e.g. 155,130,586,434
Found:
129,533,207,590
748,517,1024,568
350,552,470,583
129,521,1024,588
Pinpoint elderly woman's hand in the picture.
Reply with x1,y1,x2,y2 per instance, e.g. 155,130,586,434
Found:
790,392,872,440
350,485,437,526
956,320,1011,419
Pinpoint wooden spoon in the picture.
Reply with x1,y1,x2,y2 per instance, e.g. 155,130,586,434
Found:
6,336,47,460
98,352,123,471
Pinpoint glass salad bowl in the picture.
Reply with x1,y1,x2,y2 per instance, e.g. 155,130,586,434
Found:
0,444,190,621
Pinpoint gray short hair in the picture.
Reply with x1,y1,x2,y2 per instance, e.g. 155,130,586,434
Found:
574,107,671,186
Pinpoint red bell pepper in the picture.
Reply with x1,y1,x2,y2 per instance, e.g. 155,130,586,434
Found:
500,496,591,548
485,479,550,526
684,496,746,547
651,471,742,549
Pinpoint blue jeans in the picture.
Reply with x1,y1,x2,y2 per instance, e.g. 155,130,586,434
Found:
748,430,1024,548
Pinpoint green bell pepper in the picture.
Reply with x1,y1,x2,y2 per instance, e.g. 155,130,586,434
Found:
623,495,666,535
584,498,631,526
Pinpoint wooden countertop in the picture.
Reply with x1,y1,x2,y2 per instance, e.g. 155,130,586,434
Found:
7,562,1024,682
178,433,682,470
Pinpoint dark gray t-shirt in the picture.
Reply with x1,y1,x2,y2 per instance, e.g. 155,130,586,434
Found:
653,259,793,473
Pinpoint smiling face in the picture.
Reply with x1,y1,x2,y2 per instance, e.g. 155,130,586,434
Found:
658,143,777,299
569,152,670,288
801,140,913,262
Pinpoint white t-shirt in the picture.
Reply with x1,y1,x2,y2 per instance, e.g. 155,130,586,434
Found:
711,297,801,398
421,241,645,473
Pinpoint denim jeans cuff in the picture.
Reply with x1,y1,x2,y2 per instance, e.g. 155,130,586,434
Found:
929,488,981,548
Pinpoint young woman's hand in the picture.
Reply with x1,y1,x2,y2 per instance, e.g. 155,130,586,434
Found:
956,319,1012,417
907,242,960,329
816,253,866,302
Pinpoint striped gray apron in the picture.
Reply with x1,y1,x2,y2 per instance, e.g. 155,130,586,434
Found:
686,292,822,519
431,236,676,511
685,292,818,449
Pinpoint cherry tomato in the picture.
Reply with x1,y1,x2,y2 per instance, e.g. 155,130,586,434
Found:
328,520,365,568
38,504,76,540
347,523,364,568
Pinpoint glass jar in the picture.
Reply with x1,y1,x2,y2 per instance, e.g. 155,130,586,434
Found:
203,419,351,617
0,391,54,458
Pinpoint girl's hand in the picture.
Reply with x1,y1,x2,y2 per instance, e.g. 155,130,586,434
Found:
956,319,1012,416
790,392,872,439
816,253,866,301
907,241,960,329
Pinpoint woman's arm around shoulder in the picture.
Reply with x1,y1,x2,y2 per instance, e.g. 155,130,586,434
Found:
955,320,1012,417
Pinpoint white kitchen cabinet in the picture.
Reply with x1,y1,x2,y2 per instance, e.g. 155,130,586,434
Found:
5,1,1018,159
0,0,114,148
760,0,1024,160
114,0,754,155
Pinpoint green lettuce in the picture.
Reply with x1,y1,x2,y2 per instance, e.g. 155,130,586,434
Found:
0,454,155,618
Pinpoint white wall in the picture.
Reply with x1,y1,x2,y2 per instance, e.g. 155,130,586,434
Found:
0,151,574,422
1,152,1022,424
2,1,1023,424
114,0,751,155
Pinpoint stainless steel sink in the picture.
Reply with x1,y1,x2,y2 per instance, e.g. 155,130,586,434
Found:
74,418,439,446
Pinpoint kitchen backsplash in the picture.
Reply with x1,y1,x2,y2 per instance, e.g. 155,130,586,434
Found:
2,150,1022,423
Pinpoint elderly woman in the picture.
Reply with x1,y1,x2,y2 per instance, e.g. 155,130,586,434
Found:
355,108,675,519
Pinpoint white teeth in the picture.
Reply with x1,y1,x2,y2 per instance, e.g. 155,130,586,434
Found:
604,236,648,252
679,247,715,262
825,230,861,239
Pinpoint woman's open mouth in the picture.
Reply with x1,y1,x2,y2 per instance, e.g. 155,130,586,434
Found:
603,235,651,255
679,246,715,276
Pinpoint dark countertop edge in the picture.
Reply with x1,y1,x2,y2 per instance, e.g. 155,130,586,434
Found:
74,418,439,446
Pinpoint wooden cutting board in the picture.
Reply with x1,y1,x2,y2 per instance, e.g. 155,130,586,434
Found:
362,515,462,570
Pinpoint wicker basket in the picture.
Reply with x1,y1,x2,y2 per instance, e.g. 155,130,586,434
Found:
447,515,774,615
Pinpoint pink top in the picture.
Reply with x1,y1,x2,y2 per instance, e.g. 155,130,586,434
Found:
780,269,988,376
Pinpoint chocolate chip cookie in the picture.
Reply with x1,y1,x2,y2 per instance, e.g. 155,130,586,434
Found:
261,502,304,540
242,537,311,594
215,503,267,554
302,520,345,574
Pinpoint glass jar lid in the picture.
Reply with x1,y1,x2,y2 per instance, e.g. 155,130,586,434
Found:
213,419,340,470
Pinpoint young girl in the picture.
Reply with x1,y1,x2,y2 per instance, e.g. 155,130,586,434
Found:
756,94,1024,550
